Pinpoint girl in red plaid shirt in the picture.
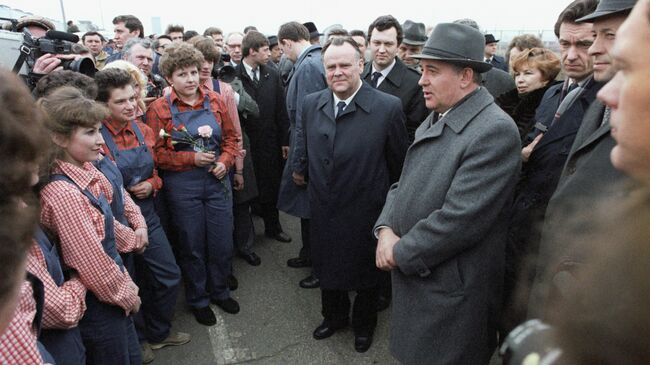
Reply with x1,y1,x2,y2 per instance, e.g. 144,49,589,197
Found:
39,87,144,365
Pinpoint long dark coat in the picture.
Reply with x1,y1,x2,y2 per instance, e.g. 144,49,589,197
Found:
506,79,603,305
362,58,429,143
527,100,631,318
301,83,408,290
495,81,560,142
277,45,327,218
235,63,290,205
374,87,521,364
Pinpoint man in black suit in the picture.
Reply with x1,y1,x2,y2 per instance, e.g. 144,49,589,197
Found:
294,37,408,353
503,0,600,331
235,31,291,243
362,15,428,144
361,15,428,309
484,34,508,72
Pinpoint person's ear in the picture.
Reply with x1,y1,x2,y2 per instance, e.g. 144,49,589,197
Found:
51,133,69,148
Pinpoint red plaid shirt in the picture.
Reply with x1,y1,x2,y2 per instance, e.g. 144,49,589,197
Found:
146,87,239,171
101,117,163,192
40,161,141,312
0,281,46,365
26,243,86,329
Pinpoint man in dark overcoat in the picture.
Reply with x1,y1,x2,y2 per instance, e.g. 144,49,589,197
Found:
235,31,291,242
374,23,521,364
362,15,428,144
527,0,637,321
505,0,600,325
295,37,408,353
276,22,328,289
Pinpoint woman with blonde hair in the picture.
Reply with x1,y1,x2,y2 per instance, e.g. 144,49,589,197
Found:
497,48,562,142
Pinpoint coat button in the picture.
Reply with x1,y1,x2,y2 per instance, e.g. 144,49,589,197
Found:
323,134,329,139
566,164,577,175
324,159,330,165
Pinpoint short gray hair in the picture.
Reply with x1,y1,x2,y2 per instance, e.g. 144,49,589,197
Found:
123,37,153,57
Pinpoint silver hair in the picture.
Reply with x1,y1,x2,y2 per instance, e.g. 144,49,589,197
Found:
123,37,153,57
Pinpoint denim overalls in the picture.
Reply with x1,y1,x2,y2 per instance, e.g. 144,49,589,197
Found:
161,94,233,308
101,121,181,343
49,173,141,365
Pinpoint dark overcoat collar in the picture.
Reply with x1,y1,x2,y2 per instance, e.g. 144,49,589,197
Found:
316,81,374,122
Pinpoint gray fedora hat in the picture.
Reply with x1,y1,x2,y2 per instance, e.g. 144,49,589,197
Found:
411,23,492,73
576,0,637,22
402,20,427,46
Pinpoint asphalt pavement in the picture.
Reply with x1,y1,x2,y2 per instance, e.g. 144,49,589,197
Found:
150,213,398,365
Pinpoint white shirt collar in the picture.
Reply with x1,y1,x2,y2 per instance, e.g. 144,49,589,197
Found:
242,60,258,80
333,81,363,116
371,58,396,87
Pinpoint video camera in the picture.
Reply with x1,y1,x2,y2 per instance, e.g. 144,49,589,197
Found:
500,319,563,365
0,18,95,77
212,64,236,83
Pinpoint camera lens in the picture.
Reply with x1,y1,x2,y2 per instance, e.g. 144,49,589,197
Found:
64,57,97,77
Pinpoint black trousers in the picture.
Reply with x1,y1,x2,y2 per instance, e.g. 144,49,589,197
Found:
321,288,378,335
233,202,254,255
299,218,310,260
260,201,282,235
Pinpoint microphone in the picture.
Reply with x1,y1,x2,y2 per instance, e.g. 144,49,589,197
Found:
45,30,79,43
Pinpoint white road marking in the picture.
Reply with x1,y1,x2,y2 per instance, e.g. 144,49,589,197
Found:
208,306,254,364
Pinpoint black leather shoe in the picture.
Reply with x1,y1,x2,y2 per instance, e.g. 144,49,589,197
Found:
227,274,238,291
354,334,373,353
266,231,292,243
212,297,240,314
287,257,312,268
376,295,391,312
191,306,216,326
240,252,261,266
313,321,347,340
299,275,320,289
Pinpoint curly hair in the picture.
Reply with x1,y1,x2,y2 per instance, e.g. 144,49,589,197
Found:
511,47,561,83
95,68,135,103
103,60,148,107
159,42,205,78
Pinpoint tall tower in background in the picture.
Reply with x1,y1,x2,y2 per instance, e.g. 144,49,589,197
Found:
151,16,162,35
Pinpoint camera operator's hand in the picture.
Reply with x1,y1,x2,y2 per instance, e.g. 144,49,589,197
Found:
32,53,76,75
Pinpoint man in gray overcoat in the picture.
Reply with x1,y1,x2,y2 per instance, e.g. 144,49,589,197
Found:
374,23,521,364
276,22,328,289
296,37,408,353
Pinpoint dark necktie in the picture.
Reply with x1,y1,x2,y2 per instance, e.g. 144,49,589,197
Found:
567,82,578,96
336,101,346,119
370,72,382,88
252,68,259,84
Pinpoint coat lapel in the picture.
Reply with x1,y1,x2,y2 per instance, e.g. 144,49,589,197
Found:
317,91,336,123
411,87,493,146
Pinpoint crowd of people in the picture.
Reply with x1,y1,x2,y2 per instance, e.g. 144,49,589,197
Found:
1,0,650,363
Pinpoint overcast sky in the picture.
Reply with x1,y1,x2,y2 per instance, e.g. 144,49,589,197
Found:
3,0,569,36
